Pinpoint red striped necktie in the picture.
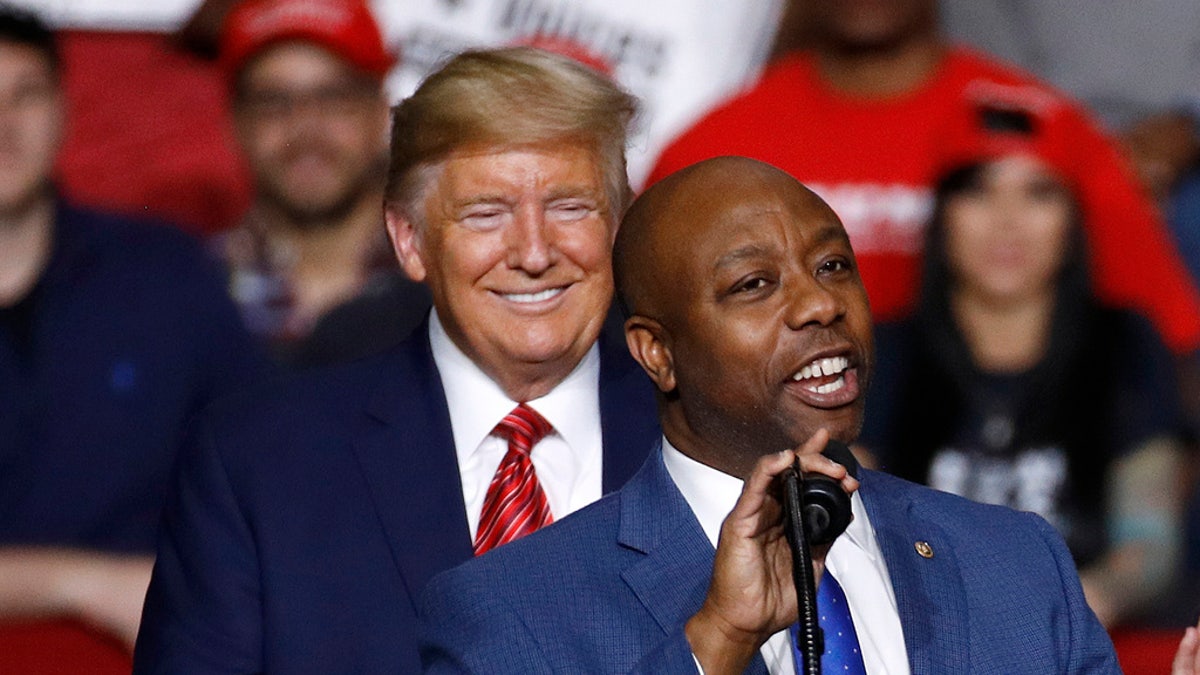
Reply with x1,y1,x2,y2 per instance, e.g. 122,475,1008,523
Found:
473,403,555,556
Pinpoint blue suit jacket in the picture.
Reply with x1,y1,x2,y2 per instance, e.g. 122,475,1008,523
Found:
133,320,660,674
419,445,1120,674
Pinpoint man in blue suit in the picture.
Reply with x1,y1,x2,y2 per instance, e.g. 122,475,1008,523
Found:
132,47,659,673
418,157,1120,673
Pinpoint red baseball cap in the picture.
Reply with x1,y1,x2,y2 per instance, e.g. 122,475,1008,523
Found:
220,0,395,79
935,80,1086,190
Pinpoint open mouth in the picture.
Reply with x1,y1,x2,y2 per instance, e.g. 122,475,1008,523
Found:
791,355,849,394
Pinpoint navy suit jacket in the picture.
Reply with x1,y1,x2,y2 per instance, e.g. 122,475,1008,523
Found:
419,445,1121,673
133,320,659,673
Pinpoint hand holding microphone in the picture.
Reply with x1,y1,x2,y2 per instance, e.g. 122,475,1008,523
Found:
684,429,859,675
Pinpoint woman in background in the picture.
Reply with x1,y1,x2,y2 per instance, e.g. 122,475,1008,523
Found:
860,117,1187,628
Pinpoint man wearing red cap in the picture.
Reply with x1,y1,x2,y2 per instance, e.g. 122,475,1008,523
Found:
216,0,430,365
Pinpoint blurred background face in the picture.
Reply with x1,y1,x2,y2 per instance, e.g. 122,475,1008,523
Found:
0,41,61,218
809,0,937,51
398,143,617,393
943,156,1076,306
234,42,388,228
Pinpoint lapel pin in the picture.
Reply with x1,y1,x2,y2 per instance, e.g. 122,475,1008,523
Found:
914,541,934,559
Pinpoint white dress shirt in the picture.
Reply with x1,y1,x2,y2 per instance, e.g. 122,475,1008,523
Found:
662,438,911,675
429,311,604,539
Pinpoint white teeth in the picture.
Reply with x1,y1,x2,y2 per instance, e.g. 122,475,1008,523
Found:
813,376,846,394
792,356,849,381
502,287,563,304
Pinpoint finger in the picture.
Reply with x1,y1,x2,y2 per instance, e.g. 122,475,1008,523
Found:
791,428,832,459
728,429,833,523
1172,626,1198,674
727,448,802,521
1192,621,1200,672
793,436,860,494
745,431,830,501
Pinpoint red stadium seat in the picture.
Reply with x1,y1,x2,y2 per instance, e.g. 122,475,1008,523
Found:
0,620,131,674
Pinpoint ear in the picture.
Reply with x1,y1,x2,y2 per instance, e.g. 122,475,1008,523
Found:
385,206,428,282
624,315,676,393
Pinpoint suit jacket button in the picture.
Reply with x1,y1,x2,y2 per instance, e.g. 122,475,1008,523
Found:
915,541,934,558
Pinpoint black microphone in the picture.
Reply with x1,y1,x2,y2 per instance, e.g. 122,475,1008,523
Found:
781,439,859,675
797,440,857,546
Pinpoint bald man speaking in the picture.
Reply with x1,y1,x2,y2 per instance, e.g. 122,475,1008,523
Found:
417,157,1119,674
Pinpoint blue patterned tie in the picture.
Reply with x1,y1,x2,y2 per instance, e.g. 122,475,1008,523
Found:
790,571,867,674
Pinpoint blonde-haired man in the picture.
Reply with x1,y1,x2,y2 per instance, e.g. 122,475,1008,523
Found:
134,47,659,673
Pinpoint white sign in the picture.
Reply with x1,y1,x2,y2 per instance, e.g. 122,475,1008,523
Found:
374,0,783,186
11,0,783,187
4,0,201,30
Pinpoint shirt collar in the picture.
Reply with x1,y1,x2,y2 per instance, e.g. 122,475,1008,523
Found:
661,436,876,562
841,476,877,564
660,436,744,547
429,309,601,461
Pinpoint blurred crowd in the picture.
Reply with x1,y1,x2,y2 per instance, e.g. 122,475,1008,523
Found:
3,0,1200,670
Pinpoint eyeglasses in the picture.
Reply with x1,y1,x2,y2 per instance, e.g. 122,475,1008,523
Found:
237,82,380,120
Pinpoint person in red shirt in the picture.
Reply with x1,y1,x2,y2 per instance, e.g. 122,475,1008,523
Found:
648,0,1200,354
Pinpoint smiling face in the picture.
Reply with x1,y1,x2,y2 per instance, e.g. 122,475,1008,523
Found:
387,142,616,401
943,155,1075,307
620,158,873,477
234,42,389,227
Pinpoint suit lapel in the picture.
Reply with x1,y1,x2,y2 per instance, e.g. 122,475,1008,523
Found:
351,327,474,609
616,449,769,675
352,308,657,609
860,471,970,674
598,312,660,493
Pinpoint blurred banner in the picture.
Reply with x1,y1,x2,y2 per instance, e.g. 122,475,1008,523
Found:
4,0,786,188
2,0,199,30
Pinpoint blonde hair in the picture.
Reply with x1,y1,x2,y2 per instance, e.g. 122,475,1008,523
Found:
385,47,637,221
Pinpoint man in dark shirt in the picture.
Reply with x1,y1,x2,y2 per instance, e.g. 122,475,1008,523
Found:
0,6,266,650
